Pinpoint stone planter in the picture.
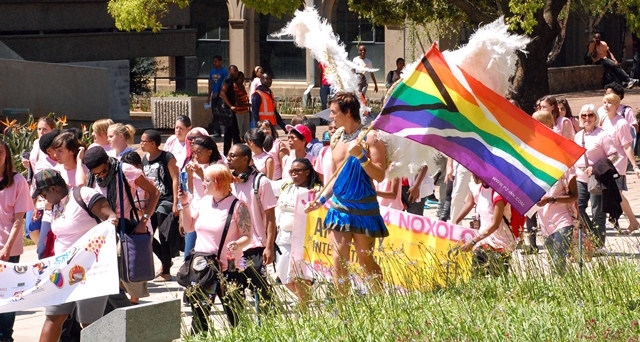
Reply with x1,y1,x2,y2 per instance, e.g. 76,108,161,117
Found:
150,96,210,130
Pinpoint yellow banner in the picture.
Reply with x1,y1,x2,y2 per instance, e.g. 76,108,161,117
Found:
291,192,478,290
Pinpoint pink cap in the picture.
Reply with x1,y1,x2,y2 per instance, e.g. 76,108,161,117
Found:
285,124,312,144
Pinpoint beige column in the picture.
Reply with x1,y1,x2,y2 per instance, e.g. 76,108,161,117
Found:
385,25,405,77
228,19,248,73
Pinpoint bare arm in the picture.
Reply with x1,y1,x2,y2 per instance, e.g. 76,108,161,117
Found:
90,198,118,226
262,207,277,265
75,147,87,186
0,212,25,261
220,83,233,108
371,73,378,92
178,190,195,233
377,178,400,199
167,156,180,216
408,165,429,202
453,192,476,225
229,203,252,251
354,130,387,182
265,156,275,180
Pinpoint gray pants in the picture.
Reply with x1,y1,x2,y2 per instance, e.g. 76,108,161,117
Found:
236,112,251,140
577,181,606,248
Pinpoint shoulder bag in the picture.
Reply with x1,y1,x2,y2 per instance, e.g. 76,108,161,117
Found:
582,132,603,195
177,198,239,291
118,163,155,283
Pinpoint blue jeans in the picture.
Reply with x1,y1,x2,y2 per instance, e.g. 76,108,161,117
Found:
543,225,572,275
597,57,632,83
577,181,606,248
320,84,331,110
184,231,197,260
0,255,20,340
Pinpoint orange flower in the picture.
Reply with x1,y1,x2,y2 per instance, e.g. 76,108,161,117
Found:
0,117,17,128
81,124,87,132
28,121,38,131
55,115,68,127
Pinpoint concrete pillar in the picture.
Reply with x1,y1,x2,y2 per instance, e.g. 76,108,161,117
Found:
229,19,248,74
385,25,405,76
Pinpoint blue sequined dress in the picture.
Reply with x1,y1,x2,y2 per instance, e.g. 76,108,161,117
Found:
324,155,389,237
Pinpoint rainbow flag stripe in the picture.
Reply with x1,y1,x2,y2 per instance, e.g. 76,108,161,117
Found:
373,44,585,214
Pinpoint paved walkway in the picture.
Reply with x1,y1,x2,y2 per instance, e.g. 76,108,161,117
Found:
12,89,640,341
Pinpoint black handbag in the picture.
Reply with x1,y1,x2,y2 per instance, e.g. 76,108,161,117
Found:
212,97,234,128
177,198,238,290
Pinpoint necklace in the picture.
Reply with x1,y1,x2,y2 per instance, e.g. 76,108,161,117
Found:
341,124,364,143
212,193,232,208
53,194,71,220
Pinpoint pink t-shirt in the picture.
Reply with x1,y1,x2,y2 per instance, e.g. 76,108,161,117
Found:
313,146,334,181
470,182,518,252
554,116,575,140
31,140,57,174
538,168,577,236
268,139,284,180
91,163,141,220
249,77,261,103
189,195,248,272
232,173,278,250
163,135,188,169
253,151,273,177
281,151,314,181
375,178,404,210
601,114,633,175
55,163,89,187
573,128,618,183
0,174,34,256
49,187,104,255
88,143,114,155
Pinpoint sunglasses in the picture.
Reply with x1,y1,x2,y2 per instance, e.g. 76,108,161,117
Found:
581,113,596,119
187,135,201,141
289,168,309,175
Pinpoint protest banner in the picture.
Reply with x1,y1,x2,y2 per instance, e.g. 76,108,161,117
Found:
0,221,119,313
291,191,478,289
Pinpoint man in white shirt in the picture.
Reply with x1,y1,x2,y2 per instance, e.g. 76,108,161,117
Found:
352,45,378,95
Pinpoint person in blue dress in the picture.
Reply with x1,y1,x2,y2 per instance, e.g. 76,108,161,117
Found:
305,91,388,295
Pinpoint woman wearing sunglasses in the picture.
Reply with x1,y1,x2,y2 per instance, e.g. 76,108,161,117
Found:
574,104,618,248
275,158,322,308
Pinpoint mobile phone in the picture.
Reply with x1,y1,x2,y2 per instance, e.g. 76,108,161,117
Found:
179,171,189,194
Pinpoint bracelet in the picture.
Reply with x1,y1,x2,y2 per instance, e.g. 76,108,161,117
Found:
358,153,368,164
470,238,477,245
181,202,190,208
355,152,365,160
318,196,327,205
361,159,371,167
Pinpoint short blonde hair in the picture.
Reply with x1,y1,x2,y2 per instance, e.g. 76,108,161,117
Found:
204,164,233,193
603,93,621,106
532,110,554,129
108,123,136,145
92,119,114,136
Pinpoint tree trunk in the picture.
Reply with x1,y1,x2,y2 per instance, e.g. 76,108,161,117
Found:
547,0,570,64
510,0,568,114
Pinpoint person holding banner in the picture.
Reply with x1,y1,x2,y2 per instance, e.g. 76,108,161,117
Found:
32,169,117,342
305,91,388,295
276,158,322,308
455,174,518,277
0,139,34,342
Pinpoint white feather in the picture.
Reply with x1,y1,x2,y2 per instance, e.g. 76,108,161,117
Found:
271,7,376,114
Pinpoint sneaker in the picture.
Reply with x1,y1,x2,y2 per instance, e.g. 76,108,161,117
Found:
627,79,638,89
423,204,431,210
426,194,438,204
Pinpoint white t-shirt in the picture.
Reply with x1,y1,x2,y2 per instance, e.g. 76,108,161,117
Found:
470,182,518,252
352,57,373,75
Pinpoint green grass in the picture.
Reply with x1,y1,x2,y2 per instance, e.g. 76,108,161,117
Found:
184,251,640,341
23,236,34,246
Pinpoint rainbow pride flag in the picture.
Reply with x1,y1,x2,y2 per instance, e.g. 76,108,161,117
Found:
373,44,585,214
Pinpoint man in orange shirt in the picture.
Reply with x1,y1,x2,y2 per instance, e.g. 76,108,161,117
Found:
588,33,638,89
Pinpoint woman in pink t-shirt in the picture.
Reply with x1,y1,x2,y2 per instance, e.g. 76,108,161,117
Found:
163,115,192,169
51,132,88,187
601,93,640,233
259,120,287,179
34,169,116,341
181,127,210,171
532,111,579,274
245,128,275,179
88,118,114,154
179,164,251,332
281,124,314,181
574,104,619,248
0,140,34,342
183,135,226,259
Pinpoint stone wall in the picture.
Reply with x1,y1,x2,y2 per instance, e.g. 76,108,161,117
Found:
548,65,604,94
0,58,110,123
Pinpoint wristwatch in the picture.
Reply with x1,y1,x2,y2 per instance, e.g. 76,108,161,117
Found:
141,214,150,222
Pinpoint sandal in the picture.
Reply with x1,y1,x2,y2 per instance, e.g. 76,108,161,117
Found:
153,274,172,282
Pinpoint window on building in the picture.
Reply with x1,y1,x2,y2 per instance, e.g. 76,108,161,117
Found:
191,0,230,77
333,2,385,82
259,14,306,80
